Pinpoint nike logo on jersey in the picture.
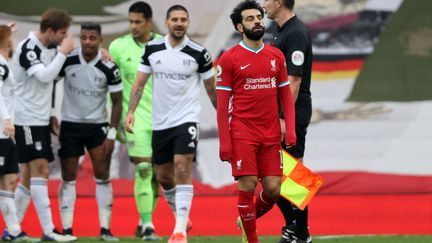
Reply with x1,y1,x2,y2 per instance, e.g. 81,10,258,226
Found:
240,64,251,70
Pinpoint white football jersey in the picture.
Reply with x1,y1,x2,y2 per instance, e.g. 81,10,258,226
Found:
0,54,15,139
59,49,122,123
138,35,214,130
11,31,58,126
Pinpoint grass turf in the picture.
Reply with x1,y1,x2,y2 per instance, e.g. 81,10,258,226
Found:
72,235,432,243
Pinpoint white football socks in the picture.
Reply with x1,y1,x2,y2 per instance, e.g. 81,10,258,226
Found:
174,185,193,234
14,183,30,224
0,190,21,236
95,179,113,230
59,180,76,230
30,177,54,235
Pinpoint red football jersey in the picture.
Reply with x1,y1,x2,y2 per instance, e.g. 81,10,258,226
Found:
216,41,289,142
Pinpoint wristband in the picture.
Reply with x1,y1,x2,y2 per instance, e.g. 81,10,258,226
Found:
107,127,117,140
51,108,57,117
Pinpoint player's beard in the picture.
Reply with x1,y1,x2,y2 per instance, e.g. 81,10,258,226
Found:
243,24,265,41
8,48,13,58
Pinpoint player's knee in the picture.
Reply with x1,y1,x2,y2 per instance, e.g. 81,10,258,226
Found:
136,162,152,180
4,177,18,191
61,170,78,181
263,183,281,198
238,177,259,192
94,170,110,181
156,173,174,189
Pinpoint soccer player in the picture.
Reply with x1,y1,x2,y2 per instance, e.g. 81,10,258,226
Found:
125,4,216,243
10,8,76,242
262,1,313,242
216,1,296,242
57,22,122,241
108,2,162,239
0,24,40,243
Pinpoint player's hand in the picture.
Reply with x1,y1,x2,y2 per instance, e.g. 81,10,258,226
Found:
3,119,15,138
219,144,232,162
125,112,135,133
59,32,74,55
284,130,296,148
102,139,115,156
50,116,60,136
7,22,17,32
280,118,286,142
100,48,114,62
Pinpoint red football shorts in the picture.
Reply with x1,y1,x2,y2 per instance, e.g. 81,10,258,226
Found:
230,138,282,178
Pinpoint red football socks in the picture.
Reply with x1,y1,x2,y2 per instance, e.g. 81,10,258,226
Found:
238,190,259,243
255,189,278,219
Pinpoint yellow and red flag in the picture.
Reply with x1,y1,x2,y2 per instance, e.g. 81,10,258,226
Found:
280,150,324,210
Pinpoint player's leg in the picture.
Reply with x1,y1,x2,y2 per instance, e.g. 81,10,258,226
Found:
14,163,31,225
0,138,22,238
126,127,158,238
20,126,75,241
86,123,117,241
0,171,40,242
0,174,21,237
255,142,283,219
58,121,84,236
279,108,312,243
169,122,199,239
13,126,32,225
231,139,260,243
152,128,176,215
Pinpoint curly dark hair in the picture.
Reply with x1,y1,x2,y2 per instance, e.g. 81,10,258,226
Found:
230,0,264,31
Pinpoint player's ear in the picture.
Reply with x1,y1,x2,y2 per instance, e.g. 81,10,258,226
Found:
236,23,243,33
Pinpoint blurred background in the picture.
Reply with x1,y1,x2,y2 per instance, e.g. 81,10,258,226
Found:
1,0,431,239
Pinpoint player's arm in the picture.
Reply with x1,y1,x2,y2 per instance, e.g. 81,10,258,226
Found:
289,75,301,103
279,83,296,147
109,91,122,131
24,33,74,83
102,90,122,155
199,49,217,108
285,31,307,103
215,59,233,162
125,71,150,133
203,75,217,108
0,77,14,138
216,88,231,161
278,53,296,146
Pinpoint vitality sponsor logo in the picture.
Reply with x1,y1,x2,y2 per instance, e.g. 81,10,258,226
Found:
154,72,191,80
244,77,277,90
67,83,105,98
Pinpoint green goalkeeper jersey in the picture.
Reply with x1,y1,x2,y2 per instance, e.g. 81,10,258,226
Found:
109,33,162,130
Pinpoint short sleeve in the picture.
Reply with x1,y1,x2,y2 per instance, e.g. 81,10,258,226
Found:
284,31,307,76
198,49,214,80
0,63,9,83
137,46,152,74
19,40,44,76
277,52,289,88
215,54,233,92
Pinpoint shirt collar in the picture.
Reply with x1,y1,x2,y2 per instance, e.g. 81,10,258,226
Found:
278,15,297,33
78,48,101,65
28,31,46,50
239,40,264,53
164,34,189,50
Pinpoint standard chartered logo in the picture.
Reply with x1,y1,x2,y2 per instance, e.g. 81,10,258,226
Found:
244,77,277,90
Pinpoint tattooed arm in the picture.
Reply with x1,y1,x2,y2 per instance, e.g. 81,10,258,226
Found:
125,71,150,133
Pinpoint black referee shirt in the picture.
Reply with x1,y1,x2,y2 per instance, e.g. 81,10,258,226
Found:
273,15,312,98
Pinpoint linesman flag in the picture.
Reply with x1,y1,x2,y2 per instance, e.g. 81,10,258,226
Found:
280,149,324,210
